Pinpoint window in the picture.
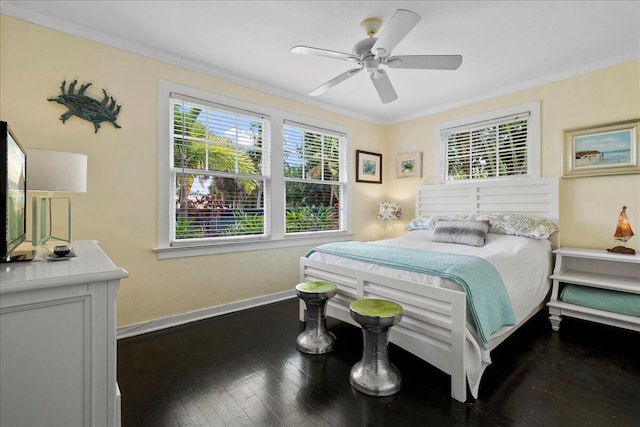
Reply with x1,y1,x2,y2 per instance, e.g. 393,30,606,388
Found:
435,101,541,183
157,81,350,258
171,94,269,242
283,121,346,234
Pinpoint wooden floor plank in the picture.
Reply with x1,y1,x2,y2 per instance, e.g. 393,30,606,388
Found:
118,298,640,426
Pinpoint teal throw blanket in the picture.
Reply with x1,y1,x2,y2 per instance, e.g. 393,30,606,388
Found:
561,285,640,317
306,242,515,348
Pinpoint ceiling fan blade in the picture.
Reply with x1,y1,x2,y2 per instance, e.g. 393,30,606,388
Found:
386,55,463,70
370,69,398,104
291,45,357,62
372,9,421,58
309,67,363,96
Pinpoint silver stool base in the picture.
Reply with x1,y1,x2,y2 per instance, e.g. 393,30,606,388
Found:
349,326,402,396
349,302,403,396
296,326,336,355
296,289,336,354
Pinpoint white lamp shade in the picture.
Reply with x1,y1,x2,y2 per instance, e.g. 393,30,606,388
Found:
26,149,87,192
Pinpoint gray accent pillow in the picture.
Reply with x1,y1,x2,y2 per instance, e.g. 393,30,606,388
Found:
433,220,491,247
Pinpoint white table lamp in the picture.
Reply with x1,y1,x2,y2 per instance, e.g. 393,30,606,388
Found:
26,149,87,245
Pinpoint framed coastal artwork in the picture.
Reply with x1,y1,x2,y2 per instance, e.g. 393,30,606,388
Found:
356,150,382,183
397,152,422,178
562,118,640,178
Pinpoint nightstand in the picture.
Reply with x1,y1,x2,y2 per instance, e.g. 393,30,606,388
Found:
547,247,640,332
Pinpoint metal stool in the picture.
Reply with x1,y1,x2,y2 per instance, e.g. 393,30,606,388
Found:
349,298,403,396
296,281,338,354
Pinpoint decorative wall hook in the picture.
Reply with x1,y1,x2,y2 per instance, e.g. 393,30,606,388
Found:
48,80,122,133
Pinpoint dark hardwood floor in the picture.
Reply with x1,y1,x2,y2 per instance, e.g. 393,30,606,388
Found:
118,298,639,426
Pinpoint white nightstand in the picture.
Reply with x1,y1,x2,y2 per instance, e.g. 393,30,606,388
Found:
547,247,640,332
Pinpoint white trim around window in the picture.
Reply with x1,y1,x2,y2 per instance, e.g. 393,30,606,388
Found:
155,80,352,259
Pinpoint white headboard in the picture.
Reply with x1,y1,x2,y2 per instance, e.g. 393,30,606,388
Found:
416,178,559,226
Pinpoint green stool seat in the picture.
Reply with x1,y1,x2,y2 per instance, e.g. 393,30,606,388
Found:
295,281,337,354
349,298,403,397
350,299,403,318
296,281,337,294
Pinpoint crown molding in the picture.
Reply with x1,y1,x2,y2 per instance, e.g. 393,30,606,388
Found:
3,3,638,127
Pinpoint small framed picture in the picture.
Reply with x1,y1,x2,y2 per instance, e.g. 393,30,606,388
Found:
356,150,382,183
562,119,640,178
397,152,422,178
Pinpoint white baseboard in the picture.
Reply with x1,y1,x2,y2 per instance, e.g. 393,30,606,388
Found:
117,289,296,339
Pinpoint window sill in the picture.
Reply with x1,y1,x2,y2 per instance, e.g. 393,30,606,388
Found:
153,232,353,259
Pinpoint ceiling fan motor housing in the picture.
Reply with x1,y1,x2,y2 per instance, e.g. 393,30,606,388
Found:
353,37,377,57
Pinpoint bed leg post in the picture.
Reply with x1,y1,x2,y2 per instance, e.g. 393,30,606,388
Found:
451,371,467,403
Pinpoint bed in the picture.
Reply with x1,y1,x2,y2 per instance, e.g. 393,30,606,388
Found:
300,177,559,402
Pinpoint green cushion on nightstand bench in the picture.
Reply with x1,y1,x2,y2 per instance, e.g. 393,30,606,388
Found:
350,299,403,317
296,281,337,293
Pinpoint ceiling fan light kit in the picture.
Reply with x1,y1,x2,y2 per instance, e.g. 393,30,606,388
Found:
291,9,462,104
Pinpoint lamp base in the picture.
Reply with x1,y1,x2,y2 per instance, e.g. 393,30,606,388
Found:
384,221,397,238
606,246,636,255
32,195,72,246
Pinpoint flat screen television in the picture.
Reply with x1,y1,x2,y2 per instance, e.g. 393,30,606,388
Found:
1,121,29,263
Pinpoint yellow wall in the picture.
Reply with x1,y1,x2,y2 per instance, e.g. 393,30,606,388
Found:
386,60,640,252
0,16,385,326
2,16,639,328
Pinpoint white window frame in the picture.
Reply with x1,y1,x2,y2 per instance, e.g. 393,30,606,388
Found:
156,80,351,259
433,101,541,183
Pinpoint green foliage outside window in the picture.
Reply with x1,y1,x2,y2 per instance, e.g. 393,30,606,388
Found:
285,206,338,233
447,120,528,181
226,211,264,236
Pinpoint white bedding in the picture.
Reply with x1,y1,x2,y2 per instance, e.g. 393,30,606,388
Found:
307,230,553,396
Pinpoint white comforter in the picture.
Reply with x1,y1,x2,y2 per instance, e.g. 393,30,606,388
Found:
307,230,553,396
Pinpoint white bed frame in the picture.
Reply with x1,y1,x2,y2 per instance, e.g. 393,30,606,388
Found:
300,177,559,402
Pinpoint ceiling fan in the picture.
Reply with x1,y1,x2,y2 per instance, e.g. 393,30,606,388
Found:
291,9,462,104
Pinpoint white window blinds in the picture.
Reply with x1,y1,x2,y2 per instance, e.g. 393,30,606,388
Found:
283,120,347,234
443,112,531,181
170,94,269,242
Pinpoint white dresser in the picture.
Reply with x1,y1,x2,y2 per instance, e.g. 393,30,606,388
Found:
0,240,128,427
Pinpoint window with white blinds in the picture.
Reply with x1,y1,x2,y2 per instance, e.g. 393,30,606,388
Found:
283,121,346,234
170,94,269,242
158,81,351,257
438,102,540,183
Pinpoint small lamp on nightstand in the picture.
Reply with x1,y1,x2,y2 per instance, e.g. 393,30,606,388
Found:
378,202,401,238
607,206,635,255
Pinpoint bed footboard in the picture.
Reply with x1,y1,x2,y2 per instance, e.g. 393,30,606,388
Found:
300,256,469,402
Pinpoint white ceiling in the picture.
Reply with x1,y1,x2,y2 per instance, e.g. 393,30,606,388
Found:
2,1,639,125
